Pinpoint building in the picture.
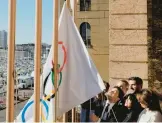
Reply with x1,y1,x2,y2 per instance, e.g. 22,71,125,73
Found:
0,49,27,59
0,0,159,89
75,0,109,84
64,0,149,88
0,30,7,49
60,0,162,93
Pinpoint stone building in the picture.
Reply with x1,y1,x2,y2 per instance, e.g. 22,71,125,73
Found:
76,0,109,84
0,30,7,49
74,0,148,88
108,0,148,88
62,0,162,90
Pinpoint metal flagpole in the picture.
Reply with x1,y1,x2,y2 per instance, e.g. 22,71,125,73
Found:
74,1,78,121
67,0,70,9
61,1,71,122
52,0,59,121
72,0,77,122
73,0,77,23
34,0,42,122
66,1,75,122
6,0,16,121
40,64,43,122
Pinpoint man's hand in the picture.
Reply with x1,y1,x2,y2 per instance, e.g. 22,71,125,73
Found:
90,113,99,122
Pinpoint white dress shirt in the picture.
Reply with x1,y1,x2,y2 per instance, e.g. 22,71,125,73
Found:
138,108,162,123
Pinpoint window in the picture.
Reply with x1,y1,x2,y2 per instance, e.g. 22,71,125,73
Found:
80,0,91,11
80,22,92,48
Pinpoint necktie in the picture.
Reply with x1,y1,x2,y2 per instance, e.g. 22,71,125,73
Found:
100,101,109,121
102,103,110,120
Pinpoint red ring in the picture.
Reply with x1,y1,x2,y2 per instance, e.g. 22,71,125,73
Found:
52,41,67,73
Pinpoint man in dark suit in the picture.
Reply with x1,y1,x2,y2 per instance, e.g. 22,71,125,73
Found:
127,77,144,114
90,86,127,122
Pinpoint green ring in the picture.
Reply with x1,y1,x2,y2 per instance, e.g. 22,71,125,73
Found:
51,64,62,86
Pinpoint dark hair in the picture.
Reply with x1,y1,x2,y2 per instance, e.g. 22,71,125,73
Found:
140,89,162,114
121,79,129,87
128,77,143,87
113,86,124,100
103,82,110,92
125,94,140,110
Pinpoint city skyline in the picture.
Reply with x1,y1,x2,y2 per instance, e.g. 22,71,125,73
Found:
0,0,61,45
0,30,52,45
0,30,7,48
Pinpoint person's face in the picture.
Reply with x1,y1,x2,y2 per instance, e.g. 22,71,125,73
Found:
117,81,128,94
124,96,132,109
107,88,119,103
128,80,137,91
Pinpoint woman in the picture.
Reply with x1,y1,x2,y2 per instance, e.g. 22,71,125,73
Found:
138,89,162,122
122,94,141,122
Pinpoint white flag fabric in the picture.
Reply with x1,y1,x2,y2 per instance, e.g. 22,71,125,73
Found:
16,3,105,122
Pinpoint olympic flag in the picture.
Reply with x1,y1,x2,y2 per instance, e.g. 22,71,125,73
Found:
16,3,105,122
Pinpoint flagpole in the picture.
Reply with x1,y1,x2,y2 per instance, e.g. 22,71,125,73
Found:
53,0,59,121
62,1,71,122
6,0,16,121
34,0,42,122
73,0,77,23
72,0,77,122
66,0,77,122
66,0,70,9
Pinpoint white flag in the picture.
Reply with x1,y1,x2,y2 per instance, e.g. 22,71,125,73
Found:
16,2,105,122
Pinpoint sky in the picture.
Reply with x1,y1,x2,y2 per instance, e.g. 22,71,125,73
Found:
0,0,58,44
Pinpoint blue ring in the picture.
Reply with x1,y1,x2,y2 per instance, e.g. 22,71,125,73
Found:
21,99,49,122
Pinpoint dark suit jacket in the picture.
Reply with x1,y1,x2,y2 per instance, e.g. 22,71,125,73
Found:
122,109,140,122
95,100,127,122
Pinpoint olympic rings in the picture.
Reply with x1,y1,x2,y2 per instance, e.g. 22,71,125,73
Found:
43,66,62,101
43,65,62,101
21,41,67,122
52,41,67,73
21,99,49,122
51,64,62,86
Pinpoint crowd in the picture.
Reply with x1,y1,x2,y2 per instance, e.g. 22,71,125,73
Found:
80,77,162,122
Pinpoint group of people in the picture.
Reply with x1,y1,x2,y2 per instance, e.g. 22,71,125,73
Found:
80,77,162,122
